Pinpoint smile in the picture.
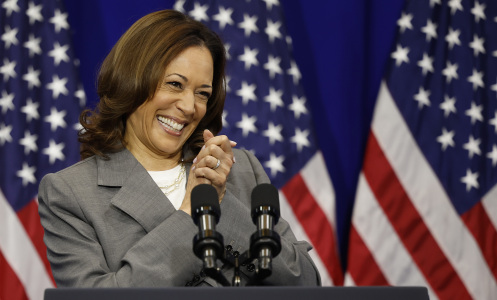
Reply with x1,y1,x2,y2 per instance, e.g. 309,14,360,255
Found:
157,116,185,132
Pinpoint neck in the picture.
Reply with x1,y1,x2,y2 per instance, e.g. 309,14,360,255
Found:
126,144,182,171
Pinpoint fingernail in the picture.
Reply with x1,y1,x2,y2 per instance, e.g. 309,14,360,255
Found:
233,156,236,164
230,140,237,146
191,165,196,171
193,157,197,164
201,145,205,151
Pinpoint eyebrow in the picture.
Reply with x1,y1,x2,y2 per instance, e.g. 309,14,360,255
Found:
166,73,212,88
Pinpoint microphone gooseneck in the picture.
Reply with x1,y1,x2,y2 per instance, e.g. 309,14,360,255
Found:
249,183,282,279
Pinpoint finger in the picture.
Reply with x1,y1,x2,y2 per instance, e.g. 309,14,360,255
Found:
204,135,235,154
194,134,236,167
195,143,233,165
194,166,226,187
194,155,218,169
203,130,236,147
189,167,212,184
212,157,221,170
197,155,232,174
203,129,215,143
196,177,211,185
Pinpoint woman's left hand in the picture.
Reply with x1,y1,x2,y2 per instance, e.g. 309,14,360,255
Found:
191,129,236,202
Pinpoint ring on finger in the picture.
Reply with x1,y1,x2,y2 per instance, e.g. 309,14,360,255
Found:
213,158,221,170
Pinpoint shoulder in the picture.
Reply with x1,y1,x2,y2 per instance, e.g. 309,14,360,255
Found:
228,148,270,187
232,148,261,168
58,155,98,176
41,155,98,185
233,149,263,169
39,155,98,200
41,148,131,187
231,148,264,177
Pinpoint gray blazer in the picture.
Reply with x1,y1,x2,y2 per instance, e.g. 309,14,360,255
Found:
38,148,320,287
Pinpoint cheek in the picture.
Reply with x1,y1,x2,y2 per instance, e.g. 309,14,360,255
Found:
127,111,140,129
128,105,153,134
196,102,208,120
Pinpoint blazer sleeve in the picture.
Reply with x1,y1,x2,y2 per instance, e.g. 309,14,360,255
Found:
38,172,203,287
218,149,321,286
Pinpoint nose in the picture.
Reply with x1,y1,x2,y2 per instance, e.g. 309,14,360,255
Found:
177,90,195,115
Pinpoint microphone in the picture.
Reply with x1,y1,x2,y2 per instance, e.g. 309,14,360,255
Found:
249,183,282,279
191,184,224,271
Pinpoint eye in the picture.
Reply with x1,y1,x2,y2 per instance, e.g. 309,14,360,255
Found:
167,81,183,89
197,91,211,100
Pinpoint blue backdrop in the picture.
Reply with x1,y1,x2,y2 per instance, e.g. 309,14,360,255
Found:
63,0,406,267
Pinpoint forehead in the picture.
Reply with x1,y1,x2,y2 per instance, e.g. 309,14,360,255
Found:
165,46,213,77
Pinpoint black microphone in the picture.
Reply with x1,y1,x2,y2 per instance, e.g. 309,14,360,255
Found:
191,184,224,271
249,183,282,279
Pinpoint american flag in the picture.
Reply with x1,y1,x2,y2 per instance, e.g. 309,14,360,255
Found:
175,0,343,286
345,0,497,299
0,0,84,299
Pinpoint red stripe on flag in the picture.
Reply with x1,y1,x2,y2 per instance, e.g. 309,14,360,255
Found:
363,133,472,300
282,173,344,285
16,199,56,286
347,225,390,285
0,251,29,300
461,201,497,281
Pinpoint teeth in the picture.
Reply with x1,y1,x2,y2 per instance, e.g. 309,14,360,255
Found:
157,116,185,131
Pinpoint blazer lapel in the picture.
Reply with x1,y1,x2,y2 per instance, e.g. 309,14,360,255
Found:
96,149,177,233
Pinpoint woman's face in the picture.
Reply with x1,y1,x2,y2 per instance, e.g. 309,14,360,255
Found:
125,46,214,161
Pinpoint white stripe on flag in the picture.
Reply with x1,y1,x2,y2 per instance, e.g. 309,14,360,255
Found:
0,190,54,300
483,184,497,230
372,81,497,299
279,191,333,286
353,173,437,299
343,272,356,286
300,151,336,228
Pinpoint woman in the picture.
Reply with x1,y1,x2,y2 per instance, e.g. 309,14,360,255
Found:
38,9,320,287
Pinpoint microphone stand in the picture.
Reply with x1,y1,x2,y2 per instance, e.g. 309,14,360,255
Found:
191,184,282,286
206,242,278,286
192,222,231,287
194,241,274,286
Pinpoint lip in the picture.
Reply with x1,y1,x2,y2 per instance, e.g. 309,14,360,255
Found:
157,115,188,136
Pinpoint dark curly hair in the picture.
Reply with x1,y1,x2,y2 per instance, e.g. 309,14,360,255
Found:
78,10,226,161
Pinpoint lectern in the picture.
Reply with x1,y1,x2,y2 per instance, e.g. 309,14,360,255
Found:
45,286,430,300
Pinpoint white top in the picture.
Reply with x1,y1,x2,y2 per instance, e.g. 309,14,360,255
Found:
148,164,186,210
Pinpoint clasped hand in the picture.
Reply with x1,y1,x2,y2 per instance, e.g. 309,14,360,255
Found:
180,129,236,215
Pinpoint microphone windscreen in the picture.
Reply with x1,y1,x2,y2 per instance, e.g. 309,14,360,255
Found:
251,183,280,212
191,184,220,217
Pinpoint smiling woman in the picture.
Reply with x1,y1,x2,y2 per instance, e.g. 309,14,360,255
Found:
37,9,320,287
79,10,226,162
